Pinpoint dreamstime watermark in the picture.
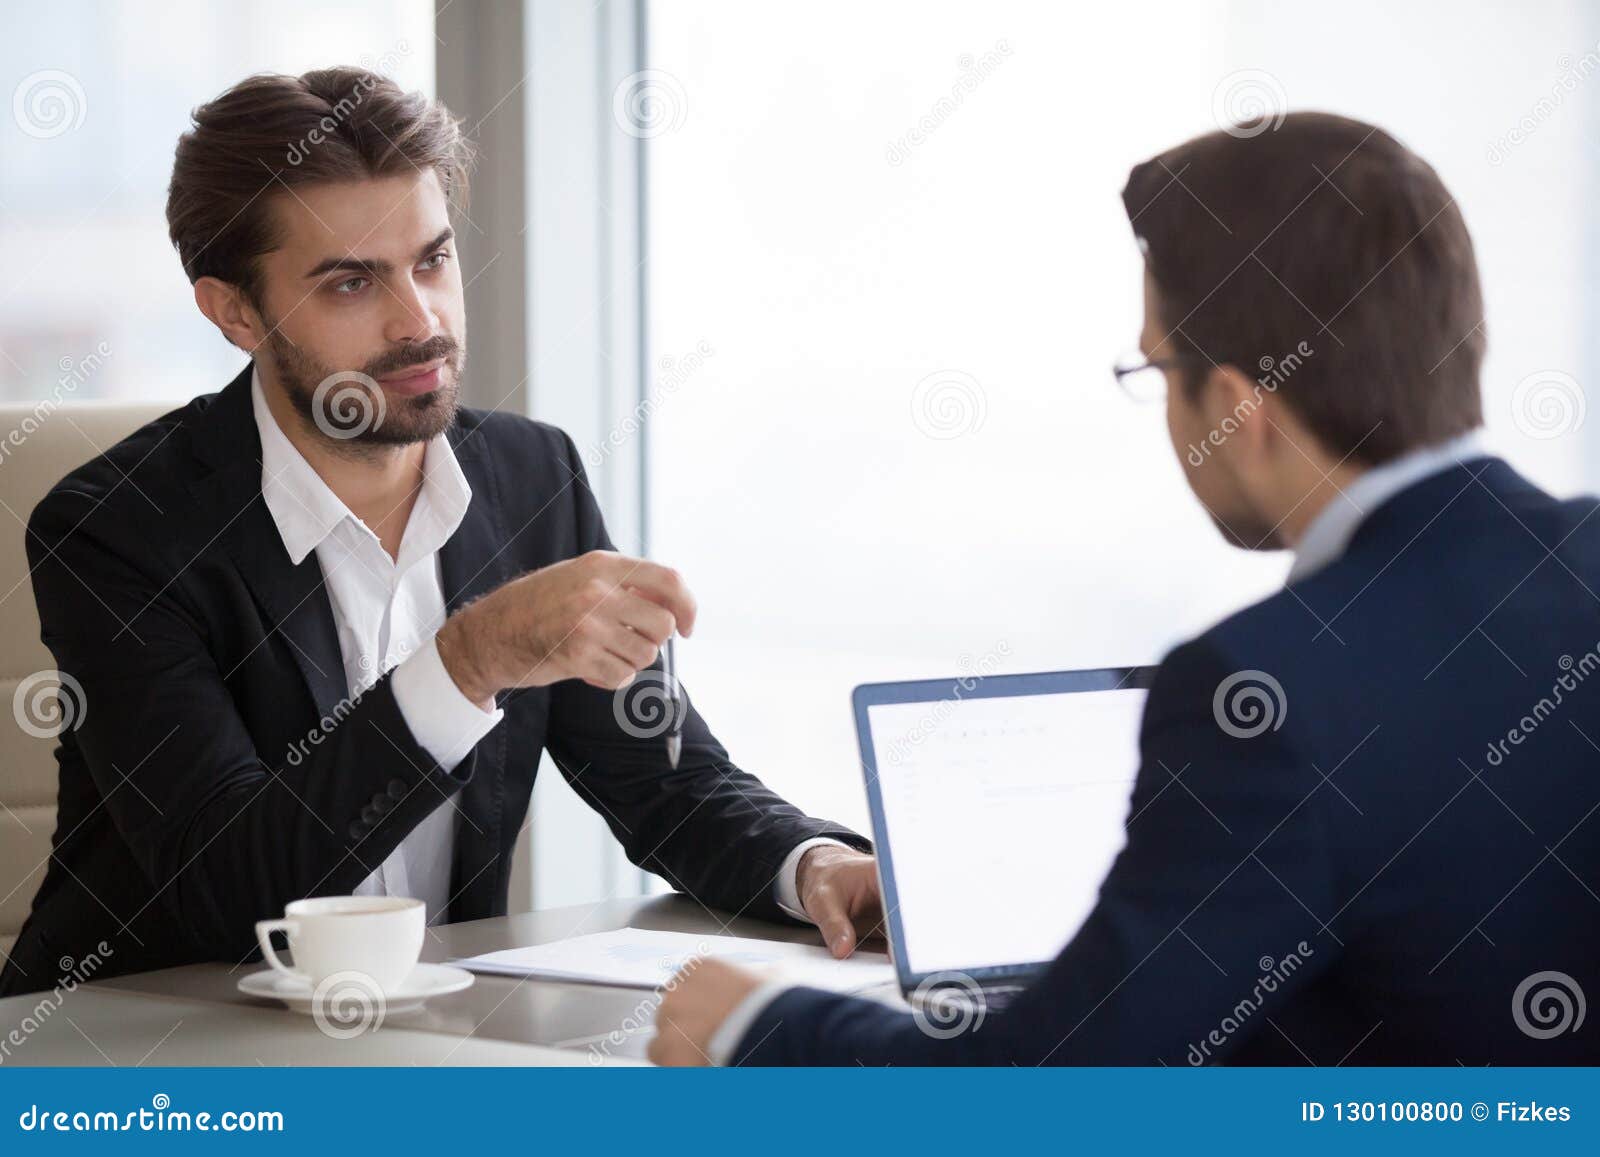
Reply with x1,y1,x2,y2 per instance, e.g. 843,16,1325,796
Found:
881,641,1013,767
612,69,688,139
16,1093,283,1133
285,41,412,165
1487,43,1600,165
586,340,714,469
1512,970,1586,1040
884,41,1012,166
1187,941,1315,1064
588,946,710,1064
286,689,362,768
310,969,387,1040
0,942,114,1065
0,341,113,466
1212,669,1287,739
311,370,387,440
910,971,988,1039
911,369,987,440
1212,69,1287,139
1510,369,1584,440
12,669,87,740
1185,340,1314,467
12,69,86,139
612,668,687,740
285,638,418,767
1482,646,1600,768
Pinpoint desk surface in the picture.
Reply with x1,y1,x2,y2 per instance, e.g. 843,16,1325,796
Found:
1,895,827,1066
0,988,588,1066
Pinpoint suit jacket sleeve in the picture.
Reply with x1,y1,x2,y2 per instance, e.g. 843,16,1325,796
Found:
732,637,1340,1064
26,487,477,961
541,431,868,922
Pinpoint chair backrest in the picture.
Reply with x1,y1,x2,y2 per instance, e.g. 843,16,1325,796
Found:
0,400,174,959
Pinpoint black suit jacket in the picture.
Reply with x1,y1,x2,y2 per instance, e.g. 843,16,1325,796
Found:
0,364,864,997
736,457,1600,1065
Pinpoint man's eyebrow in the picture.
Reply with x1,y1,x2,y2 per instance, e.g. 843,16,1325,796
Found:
303,227,456,280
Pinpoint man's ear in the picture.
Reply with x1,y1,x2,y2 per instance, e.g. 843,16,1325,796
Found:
193,277,264,354
1196,362,1271,459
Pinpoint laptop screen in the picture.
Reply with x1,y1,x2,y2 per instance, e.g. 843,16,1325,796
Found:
861,673,1150,982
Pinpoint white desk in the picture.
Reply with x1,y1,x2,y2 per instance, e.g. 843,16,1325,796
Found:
0,895,826,1066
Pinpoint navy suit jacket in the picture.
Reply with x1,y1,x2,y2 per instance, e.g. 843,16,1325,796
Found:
0,364,866,998
737,457,1600,1065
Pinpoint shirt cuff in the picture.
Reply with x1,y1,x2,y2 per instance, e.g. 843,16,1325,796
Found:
773,837,854,921
390,635,505,772
705,980,795,1066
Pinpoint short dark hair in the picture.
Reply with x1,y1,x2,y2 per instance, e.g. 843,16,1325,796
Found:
1122,111,1484,465
166,67,475,308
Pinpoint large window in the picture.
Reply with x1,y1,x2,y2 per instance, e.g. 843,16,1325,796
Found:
644,0,1599,832
0,0,434,405
6,0,1595,906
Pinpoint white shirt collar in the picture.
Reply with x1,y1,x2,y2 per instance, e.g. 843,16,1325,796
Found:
1287,429,1490,585
250,366,472,567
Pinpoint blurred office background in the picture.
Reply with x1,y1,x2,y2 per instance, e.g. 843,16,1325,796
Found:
1,0,1595,908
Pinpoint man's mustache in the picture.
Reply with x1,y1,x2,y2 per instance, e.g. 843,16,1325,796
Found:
364,338,461,380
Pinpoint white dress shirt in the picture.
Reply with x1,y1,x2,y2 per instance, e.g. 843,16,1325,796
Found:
252,371,503,924
706,428,1493,1065
252,369,836,931
1285,429,1489,584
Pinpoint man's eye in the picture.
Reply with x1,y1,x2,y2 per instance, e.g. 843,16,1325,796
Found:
421,251,451,271
332,277,368,296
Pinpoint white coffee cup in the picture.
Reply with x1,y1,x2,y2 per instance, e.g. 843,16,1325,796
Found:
254,895,424,992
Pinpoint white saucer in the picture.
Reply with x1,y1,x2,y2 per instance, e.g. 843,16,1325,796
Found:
238,962,474,1015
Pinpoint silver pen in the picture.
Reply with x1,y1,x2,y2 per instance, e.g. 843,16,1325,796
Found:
663,634,684,768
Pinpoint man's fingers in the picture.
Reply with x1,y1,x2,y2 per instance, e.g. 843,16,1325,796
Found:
828,922,857,959
809,888,858,959
853,883,886,942
609,558,697,636
652,1014,709,1067
647,1019,682,1066
580,650,637,690
616,589,677,645
597,619,660,670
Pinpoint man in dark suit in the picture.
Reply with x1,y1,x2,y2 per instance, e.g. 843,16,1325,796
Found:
651,113,1600,1065
0,68,886,998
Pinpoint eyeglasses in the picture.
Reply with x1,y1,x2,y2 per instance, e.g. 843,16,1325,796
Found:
1110,351,1202,404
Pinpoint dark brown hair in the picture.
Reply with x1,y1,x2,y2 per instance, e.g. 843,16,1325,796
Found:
1122,111,1484,465
166,67,475,308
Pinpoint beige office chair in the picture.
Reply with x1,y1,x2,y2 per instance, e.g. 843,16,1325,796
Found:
0,400,173,961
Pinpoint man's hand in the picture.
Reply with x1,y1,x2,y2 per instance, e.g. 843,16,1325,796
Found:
434,549,696,706
647,851,882,1066
797,845,884,959
649,957,764,1067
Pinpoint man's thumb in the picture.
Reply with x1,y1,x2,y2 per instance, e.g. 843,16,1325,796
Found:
820,911,855,958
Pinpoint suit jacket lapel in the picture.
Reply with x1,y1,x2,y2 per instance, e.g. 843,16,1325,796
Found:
439,417,516,611
438,416,518,919
184,364,349,718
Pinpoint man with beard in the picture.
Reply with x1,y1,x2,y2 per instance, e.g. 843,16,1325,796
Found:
0,68,883,996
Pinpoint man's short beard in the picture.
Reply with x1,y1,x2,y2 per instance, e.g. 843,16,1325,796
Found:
261,327,464,452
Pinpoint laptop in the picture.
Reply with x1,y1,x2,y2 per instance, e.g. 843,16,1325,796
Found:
852,666,1156,1013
